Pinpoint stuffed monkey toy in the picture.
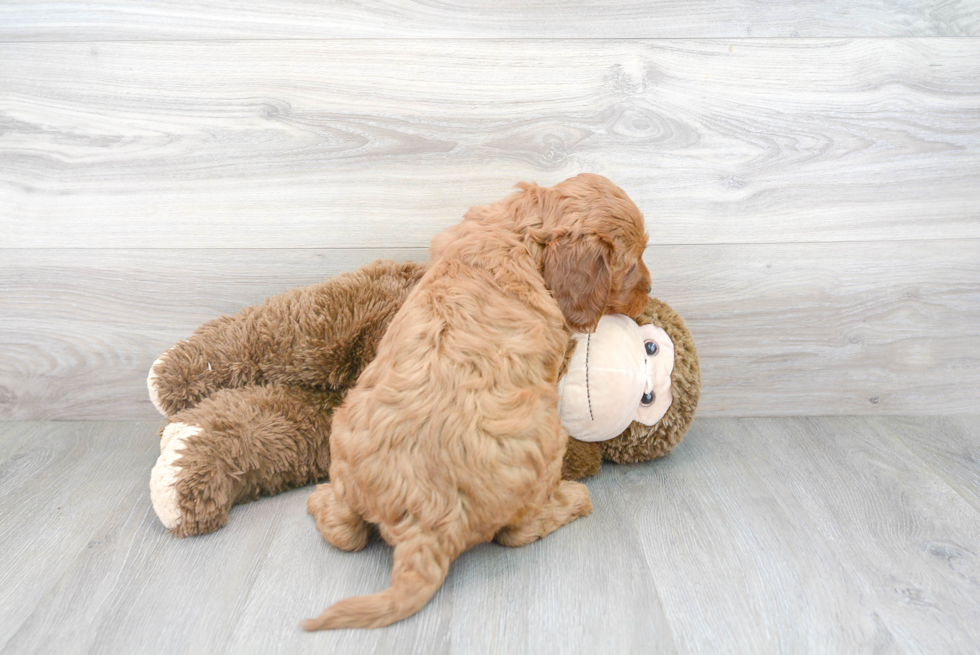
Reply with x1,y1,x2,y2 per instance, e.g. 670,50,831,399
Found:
147,260,699,537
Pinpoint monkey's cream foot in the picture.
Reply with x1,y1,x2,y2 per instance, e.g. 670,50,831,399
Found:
149,422,236,537
146,350,171,417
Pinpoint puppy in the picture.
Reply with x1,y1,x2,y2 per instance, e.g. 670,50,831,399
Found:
304,173,651,630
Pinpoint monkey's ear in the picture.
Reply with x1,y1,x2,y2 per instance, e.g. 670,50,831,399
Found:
542,234,611,333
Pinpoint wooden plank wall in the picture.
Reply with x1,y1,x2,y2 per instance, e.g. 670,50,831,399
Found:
1,2,978,420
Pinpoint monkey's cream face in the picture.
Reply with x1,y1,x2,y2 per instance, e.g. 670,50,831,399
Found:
557,314,674,443
635,324,674,427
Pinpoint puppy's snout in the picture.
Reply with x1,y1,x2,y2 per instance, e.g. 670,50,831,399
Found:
638,261,652,293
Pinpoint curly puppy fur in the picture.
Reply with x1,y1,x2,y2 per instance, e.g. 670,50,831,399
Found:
303,173,651,630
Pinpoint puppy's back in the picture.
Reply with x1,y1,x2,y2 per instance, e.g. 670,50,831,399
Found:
333,257,567,532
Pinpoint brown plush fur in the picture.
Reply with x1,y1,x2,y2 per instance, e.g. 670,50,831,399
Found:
151,259,427,418
302,173,651,630
150,260,426,536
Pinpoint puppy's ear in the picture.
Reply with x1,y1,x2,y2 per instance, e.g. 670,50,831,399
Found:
542,235,611,333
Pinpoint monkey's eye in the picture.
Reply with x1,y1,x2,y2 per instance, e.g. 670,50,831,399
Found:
641,391,655,405
645,341,658,356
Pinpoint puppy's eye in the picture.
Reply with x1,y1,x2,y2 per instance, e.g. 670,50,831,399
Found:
645,341,658,356
641,391,655,405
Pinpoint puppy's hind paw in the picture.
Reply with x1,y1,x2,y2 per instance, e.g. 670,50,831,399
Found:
307,484,370,552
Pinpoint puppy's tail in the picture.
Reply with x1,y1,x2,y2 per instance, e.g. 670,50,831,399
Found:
302,535,451,631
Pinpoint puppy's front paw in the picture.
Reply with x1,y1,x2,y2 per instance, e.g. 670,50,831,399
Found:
150,422,202,533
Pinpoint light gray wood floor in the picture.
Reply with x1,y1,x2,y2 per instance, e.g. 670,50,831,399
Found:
1,416,978,654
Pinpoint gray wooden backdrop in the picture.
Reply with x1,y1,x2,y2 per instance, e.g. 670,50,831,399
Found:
1,2,979,421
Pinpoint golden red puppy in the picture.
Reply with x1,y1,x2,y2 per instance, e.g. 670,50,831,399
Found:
304,173,651,630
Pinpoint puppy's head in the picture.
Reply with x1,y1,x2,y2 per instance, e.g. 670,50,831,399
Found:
534,174,651,333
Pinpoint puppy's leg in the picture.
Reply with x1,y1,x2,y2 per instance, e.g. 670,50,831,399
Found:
494,480,593,547
307,483,370,552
